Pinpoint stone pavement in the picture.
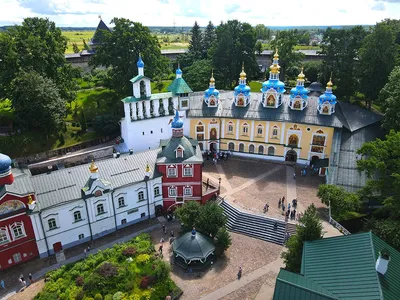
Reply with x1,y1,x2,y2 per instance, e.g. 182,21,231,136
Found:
2,223,160,299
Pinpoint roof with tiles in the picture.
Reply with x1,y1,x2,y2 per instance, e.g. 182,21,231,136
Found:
167,78,193,95
157,137,203,164
28,149,161,210
274,232,400,300
188,92,343,128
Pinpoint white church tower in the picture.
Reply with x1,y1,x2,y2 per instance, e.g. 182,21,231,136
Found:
120,57,193,152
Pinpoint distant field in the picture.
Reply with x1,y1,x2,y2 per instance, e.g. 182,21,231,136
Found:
63,30,94,53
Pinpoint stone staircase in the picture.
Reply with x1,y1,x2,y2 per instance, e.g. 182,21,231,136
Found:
286,222,297,236
220,200,286,245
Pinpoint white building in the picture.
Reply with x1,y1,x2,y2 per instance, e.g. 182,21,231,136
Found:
26,149,163,257
120,57,193,152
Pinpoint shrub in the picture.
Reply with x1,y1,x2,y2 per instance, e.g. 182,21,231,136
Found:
136,254,150,264
94,293,103,300
139,276,155,289
75,276,84,286
122,246,137,257
96,262,118,278
75,290,84,300
112,292,124,300
215,227,232,253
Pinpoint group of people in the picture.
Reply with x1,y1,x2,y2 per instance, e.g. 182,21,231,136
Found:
18,273,33,288
83,246,91,257
278,197,302,221
204,150,232,165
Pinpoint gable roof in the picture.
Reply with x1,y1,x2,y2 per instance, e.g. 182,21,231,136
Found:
167,78,193,94
335,101,383,132
274,269,338,300
130,74,151,84
157,136,203,164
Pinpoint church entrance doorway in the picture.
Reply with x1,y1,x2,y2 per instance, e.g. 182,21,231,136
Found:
209,142,216,152
285,150,297,162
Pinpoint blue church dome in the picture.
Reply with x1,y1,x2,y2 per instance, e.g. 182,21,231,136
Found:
137,56,144,68
171,110,183,129
176,67,182,75
0,153,12,174
234,84,251,93
262,80,285,93
319,80,337,105
290,85,309,99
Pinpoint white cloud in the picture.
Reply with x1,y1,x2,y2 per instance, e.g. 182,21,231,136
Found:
1,0,400,27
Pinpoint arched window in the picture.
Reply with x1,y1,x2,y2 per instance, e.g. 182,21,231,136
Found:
228,142,235,151
140,80,146,99
138,191,145,201
257,124,263,136
118,197,125,208
196,122,204,133
239,143,245,152
268,146,275,156
168,186,177,197
258,145,264,154
271,126,279,139
227,121,234,134
97,204,105,215
154,186,160,196
242,123,249,135
249,144,255,153
0,227,9,243
10,222,25,239
48,218,57,230
73,211,82,222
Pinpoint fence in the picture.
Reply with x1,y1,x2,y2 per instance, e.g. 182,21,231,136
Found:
329,217,351,235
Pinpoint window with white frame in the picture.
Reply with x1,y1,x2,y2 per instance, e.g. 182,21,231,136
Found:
10,222,25,239
227,122,234,134
154,186,160,197
272,126,279,138
184,186,192,196
73,211,82,222
268,146,275,156
257,125,263,136
48,218,57,230
258,145,264,155
228,142,235,151
138,191,145,202
183,164,193,177
97,204,105,215
242,123,249,135
118,197,125,207
167,166,177,177
239,143,245,152
176,147,184,158
169,186,177,197
0,227,9,243
249,144,255,153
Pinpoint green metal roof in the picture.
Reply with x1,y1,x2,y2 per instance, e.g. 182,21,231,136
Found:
273,269,338,300
303,232,382,300
371,233,400,300
157,136,203,164
130,74,151,83
121,92,173,103
167,78,193,94
173,231,215,262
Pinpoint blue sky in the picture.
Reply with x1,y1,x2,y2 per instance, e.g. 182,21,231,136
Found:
1,0,400,27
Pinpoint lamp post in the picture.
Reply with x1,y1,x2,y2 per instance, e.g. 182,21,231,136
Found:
144,163,152,221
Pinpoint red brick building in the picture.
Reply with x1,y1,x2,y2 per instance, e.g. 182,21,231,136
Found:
156,110,205,211
0,153,39,270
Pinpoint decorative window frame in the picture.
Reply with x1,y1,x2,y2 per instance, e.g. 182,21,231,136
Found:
239,143,245,152
227,121,234,135
118,197,126,208
73,210,83,222
0,226,10,244
154,186,161,197
175,146,184,158
183,185,193,196
286,129,302,148
256,124,264,136
168,186,177,197
167,165,177,178
242,122,249,136
183,164,193,177
138,191,145,202
47,218,58,231
258,145,264,155
271,125,279,139
267,146,276,156
228,142,235,151
248,144,255,154
96,203,106,215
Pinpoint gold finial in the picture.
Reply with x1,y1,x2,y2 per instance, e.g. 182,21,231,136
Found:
145,163,151,174
210,70,215,84
298,67,305,80
89,160,98,173
327,72,333,87
274,48,279,59
27,195,34,204
240,62,246,78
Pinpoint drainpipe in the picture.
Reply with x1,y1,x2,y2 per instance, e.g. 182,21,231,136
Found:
145,178,151,220
38,211,50,257
83,198,93,240
110,190,118,230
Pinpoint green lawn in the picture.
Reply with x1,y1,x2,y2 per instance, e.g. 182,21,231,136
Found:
62,31,94,53
151,80,172,93
249,81,262,92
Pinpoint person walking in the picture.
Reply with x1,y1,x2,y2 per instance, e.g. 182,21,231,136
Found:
0,280,5,289
278,198,281,208
29,273,34,284
288,203,291,211
293,173,296,179
237,266,242,280
84,248,87,258
170,230,174,238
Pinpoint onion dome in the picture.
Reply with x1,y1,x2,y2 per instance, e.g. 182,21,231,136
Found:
0,153,14,186
318,77,337,115
289,68,309,110
176,66,183,75
171,110,183,129
89,160,98,173
204,71,220,107
137,55,144,68
240,63,246,79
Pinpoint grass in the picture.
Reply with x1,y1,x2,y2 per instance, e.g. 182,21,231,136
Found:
62,31,94,53
151,80,173,93
0,98,14,125
249,81,262,92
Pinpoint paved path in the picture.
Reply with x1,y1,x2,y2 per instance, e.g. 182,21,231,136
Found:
3,224,160,299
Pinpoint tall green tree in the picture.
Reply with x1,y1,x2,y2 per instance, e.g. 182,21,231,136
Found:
281,204,323,272
188,21,203,60
90,18,168,95
255,24,270,40
184,59,213,91
73,42,80,53
210,20,258,89
379,66,400,131
11,71,66,133
319,26,367,100
358,22,396,108
0,17,77,101
174,201,201,231
270,30,304,81
303,61,322,83
197,201,227,238
317,184,361,219
203,21,216,57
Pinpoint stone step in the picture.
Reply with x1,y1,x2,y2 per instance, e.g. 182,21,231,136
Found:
286,223,297,235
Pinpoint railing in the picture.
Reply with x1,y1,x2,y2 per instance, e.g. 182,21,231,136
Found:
329,217,351,235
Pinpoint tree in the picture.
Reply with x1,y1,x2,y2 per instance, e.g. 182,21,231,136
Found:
281,204,323,272
90,18,168,96
203,21,216,58
270,30,304,81
317,184,361,219
0,17,77,102
379,66,400,131
155,78,165,92
215,227,232,253
197,201,227,238
82,39,90,50
210,20,259,89
357,130,400,214
255,24,270,40
174,201,201,231
73,42,80,53
188,21,203,59
358,22,396,108
11,71,66,134
365,218,400,251
184,59,213,92
298,31,310,45
80,111,87,133
319,26,367,100
303,61,322,83
255,41,263,55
